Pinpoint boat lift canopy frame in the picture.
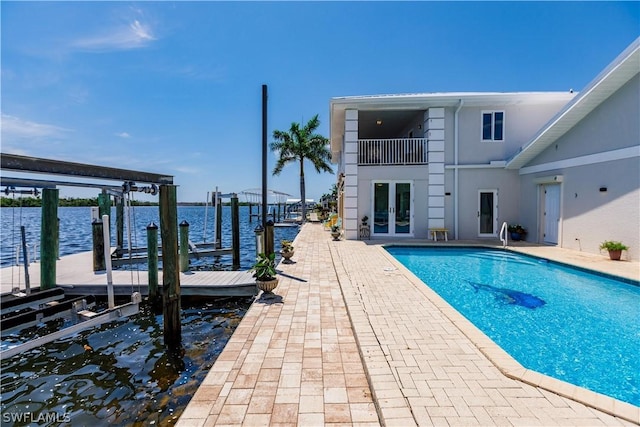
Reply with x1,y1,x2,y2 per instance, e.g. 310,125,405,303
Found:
1,153,173,191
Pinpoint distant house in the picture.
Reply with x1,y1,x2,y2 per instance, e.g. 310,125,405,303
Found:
329,38,639,261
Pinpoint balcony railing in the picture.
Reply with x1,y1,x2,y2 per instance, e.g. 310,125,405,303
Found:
358,138,428,166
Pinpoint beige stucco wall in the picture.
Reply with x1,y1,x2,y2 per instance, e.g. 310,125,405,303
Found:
519,75,640,261
456,101,571,165
357,165,429,239
527,75,639,166
455,168,522,239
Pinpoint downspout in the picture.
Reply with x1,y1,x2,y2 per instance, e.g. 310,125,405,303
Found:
454,99,464,240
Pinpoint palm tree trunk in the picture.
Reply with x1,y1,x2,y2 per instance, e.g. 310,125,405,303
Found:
299,158,306,222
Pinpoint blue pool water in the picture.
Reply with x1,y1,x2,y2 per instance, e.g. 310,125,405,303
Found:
385,246,640,407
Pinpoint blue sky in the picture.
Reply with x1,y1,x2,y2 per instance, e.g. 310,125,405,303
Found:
2,1,638,202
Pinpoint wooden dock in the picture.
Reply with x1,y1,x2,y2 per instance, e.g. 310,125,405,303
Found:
1,251,258,297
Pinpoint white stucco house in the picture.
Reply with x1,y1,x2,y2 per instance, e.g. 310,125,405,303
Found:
329,38,639,261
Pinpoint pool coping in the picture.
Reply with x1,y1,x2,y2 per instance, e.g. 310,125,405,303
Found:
378,242,640,425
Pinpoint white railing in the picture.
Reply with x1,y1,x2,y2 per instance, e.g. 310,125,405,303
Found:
500,222,508,248
358,138,428,166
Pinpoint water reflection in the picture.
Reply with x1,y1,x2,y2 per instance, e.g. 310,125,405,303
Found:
1,298,251,426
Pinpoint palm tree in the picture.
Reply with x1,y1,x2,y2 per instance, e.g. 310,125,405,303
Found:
271,114,333,222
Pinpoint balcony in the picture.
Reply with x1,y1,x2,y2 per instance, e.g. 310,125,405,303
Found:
358,138,428,166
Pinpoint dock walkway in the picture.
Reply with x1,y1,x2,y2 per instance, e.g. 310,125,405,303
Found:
1,251,257,297
177,223,639,426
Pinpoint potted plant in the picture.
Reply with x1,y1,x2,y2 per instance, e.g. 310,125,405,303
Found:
250,252,279,293
361,215,369,226
599,241,628,261
507,224,527,241
280,239,295,263
330,224,341,241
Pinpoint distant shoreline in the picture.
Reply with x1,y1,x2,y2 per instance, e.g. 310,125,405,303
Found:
0,197,259,208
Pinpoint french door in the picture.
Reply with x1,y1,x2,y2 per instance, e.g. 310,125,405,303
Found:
478,190,498,237
372,181,413,236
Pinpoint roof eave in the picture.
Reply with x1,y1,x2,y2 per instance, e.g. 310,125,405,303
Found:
507,38,640,170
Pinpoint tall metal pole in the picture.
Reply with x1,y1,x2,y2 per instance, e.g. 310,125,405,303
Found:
262,84,268,227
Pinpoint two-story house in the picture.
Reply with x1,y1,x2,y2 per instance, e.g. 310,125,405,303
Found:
329,38,639,261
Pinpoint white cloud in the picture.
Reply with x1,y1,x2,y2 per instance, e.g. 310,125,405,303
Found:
116,132,131,138
173,166,201,175
71,19,156,52
1,114,72,138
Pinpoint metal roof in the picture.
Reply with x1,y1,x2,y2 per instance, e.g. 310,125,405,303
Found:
506,38,640,169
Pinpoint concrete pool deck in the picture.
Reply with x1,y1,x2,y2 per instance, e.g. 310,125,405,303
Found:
177,223,639,426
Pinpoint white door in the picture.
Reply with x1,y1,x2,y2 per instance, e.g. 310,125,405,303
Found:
543,184,561,244
372,181,413,236
478,190,498,237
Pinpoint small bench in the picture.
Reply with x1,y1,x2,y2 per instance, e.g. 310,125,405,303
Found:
429,228,449,242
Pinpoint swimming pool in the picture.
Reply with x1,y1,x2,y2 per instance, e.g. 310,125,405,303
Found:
385,246,640,407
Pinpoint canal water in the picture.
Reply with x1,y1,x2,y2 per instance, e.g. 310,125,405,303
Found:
1,299,252,425
0,205,300,425
0,205,300,268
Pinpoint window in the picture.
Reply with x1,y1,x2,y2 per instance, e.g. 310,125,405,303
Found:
482,111,504,141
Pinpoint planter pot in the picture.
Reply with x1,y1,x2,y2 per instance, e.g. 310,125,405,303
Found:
509,232,526,241
607,250,622,261
256,278,279,293
331,231,341,241
280,250,294,263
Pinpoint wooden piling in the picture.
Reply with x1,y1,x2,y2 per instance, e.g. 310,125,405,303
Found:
265,220,274,258
147,222,159,303
40,188,59,289
55,217,60,260
92,220,105,271
160,184,181,347
98,192,111,218
249,203,253,223
231,195,240,269
215,194,222,250
179,220,190,273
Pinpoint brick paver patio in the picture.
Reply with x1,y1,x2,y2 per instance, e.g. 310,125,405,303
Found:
178,223,639,426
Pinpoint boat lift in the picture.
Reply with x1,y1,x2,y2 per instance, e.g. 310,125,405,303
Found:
0,153,179,350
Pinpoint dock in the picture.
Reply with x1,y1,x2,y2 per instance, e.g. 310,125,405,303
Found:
1,251,257,297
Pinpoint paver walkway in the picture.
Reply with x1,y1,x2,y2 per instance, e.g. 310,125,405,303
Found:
178,223,639,426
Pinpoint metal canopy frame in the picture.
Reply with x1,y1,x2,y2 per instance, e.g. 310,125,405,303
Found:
1,153,174,187
1,176,124,192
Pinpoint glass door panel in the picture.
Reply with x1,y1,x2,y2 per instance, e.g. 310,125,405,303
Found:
372,181,412,236
373,183,389,234
394,183,411,234
479,191,496,236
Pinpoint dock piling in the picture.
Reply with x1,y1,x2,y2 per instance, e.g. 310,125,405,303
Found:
215,193,222,250
92,220,106,271
265,220,274,258
98,192,111,218
40,188,59,289
160,184,181,347
231,195,240,269
179,220,190,273
147,222,159,302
